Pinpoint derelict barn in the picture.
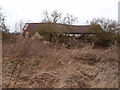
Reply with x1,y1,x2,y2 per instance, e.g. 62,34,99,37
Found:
23,23,102,34
22,23,103,42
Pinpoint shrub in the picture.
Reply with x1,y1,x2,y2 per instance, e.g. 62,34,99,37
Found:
89,24,118,48
92,32,118,48
2,32,19,43
33,23,68,42
2,32,10,40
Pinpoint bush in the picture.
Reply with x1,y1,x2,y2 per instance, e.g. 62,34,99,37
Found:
88,24,118,48
33,23,68,42
2,32,19,43
2,32,10,40
93,32,118,48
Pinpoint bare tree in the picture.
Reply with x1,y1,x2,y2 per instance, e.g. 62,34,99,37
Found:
14,19,24,33
88,18,118,47
42,10,61,23
19,20,24,32
63,13,78,25
0,8,9,33
51,10,61,23
42,10,51,23
89,18,117,33
14,22,19,33
42,10,78,25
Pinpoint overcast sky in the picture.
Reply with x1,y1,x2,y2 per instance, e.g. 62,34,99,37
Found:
0,0,120,31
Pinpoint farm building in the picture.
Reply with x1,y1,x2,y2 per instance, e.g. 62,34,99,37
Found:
21,23,106,42
22,23,104,38
22,23,103,35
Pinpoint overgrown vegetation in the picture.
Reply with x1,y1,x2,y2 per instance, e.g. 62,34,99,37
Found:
88,18,118,48
30,23,70,43
2,17,119,88
3,36,118,88
1,7,119,88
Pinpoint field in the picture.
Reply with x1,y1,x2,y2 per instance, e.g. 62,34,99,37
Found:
2,35,118,88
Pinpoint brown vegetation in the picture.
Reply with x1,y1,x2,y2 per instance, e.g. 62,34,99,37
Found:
2,34,118,88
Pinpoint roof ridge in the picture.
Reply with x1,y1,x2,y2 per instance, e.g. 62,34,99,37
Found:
25,23,90,27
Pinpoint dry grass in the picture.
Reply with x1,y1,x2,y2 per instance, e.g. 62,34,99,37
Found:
2,36,118,88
